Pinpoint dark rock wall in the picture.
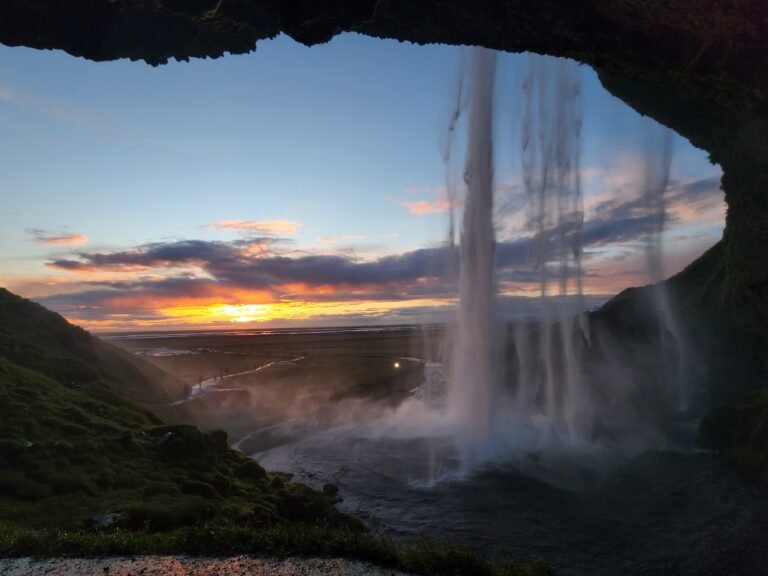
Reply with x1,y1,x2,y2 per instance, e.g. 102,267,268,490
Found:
3,2,766,106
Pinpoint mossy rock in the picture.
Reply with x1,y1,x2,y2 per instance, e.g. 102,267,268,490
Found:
0,470,51,501
276,484,334,523
235,459,267,482
0,439,27,462
121,497,213,531
181,479,219,499
150,425,208,458
148,425,230,459
142,482,181,498
207,429,228,453
206,473,233,496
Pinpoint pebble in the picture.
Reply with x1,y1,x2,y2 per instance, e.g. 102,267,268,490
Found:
0,556,412,576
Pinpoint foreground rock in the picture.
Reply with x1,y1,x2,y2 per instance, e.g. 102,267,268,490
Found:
0,556,412,576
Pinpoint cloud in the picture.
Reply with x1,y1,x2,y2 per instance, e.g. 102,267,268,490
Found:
397,184,463,216
400,184,523,217
399,199,456,215
43,194,678,302
207,219,302,235
27,229,88,246
666,176,723,219
48,238,275,272
45,174,721,296
316,235,365,244
0,85,84,124
34,169,724,329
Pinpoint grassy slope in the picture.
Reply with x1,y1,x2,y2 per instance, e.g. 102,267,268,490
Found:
0,288,187,404
0,287,360,532
0,288,550,575
0,356,357,532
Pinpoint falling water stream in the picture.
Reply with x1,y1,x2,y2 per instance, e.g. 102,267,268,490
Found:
448,48,498,465
444,49,690,466
509,54,591,447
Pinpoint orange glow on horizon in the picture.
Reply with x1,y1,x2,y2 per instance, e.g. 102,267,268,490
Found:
65,297,456,332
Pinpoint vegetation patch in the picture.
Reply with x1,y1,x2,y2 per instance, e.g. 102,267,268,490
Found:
0,287,553,574
0,523,553,576
0,356,359,532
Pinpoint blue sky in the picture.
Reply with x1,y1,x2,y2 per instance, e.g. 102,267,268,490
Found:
0,33,724,330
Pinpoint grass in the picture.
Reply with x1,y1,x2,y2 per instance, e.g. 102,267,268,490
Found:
0,329,550,573
0,287,555,574
0,523,554,576
0,356,360,532
0,287,187,403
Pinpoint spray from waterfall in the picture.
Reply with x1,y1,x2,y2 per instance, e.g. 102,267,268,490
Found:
440,49,688,471
642,124,687,412
509,56,591,446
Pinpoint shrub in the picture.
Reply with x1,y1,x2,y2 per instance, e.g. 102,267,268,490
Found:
181,480,219,499
236,459,267,481
121,497,212,531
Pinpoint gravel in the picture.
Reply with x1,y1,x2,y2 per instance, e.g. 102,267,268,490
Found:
0,556,412,575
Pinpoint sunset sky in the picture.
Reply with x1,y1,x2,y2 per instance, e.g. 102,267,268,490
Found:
0,33,724,332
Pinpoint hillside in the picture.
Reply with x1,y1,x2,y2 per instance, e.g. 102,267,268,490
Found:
0,288,359,532
0,287,549,575
0,288,188,404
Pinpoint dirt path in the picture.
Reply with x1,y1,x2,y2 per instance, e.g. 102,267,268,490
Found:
168,355,306,406
0,556,410,575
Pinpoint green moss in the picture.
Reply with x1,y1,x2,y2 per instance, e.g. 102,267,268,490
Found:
0,287,554,573
0,470,51,502
0,355,347,531
236,458,267,481
0,522,551,576
0,287,188,403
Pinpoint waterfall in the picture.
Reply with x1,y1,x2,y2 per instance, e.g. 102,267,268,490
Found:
444,50,686,469
642,124,687,413
447,48,498,466
512,55,590,446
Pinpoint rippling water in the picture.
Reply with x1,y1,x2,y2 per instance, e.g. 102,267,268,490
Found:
257,428,767,576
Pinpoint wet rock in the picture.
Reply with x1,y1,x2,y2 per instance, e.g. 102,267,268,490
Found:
207,429,228,453
236,458,267,481
270,476,285,490
181,480,219,499
0,439,26,461
277,490,326,522
322,482,340,498
148,425,227,458
85,511,125,530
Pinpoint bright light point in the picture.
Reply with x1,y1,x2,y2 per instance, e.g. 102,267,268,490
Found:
394,362,400,368
215,304,272,323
